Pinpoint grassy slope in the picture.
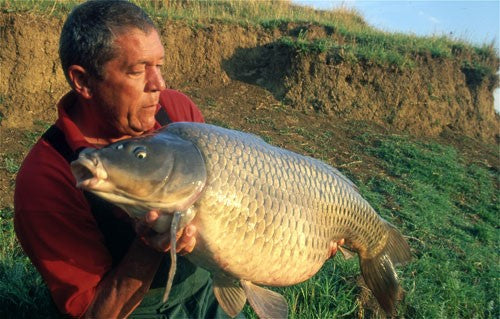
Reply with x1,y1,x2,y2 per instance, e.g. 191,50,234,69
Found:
224,108,499,318
2,118,498,319
1,1,499,318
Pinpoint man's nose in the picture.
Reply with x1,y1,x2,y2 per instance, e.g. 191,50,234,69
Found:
145,66,166,92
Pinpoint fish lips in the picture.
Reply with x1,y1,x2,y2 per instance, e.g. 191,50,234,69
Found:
71,149,112,192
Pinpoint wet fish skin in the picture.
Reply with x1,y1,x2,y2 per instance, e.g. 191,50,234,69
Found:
167,123,411,313
71,131,206,232
71,122,412,318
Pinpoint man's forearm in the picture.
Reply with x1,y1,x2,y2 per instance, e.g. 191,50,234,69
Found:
83,238,164,318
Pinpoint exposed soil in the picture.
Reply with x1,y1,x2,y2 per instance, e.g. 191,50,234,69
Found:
1,13,498,139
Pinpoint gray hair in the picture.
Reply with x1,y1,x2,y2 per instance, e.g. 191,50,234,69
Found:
59,0,157,83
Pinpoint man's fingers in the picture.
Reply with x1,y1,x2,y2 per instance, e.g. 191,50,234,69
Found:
178,236,196,255
184,224,195,237
329,239,346,258
139,224,197,253
155,233,172,252
330,241,338,256
151,226,195,253
135,212,198,254
145,210,160,224
177,225,196,254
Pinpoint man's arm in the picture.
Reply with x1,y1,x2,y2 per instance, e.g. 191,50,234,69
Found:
83,238,163,318
83,223,197,318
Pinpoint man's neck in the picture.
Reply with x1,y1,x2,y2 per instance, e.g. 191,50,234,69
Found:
68,98,129,147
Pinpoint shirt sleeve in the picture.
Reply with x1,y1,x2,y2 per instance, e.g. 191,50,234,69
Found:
159,89,205,123
14,140,112,317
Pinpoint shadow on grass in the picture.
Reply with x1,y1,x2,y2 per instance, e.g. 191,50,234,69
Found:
0,208,61,319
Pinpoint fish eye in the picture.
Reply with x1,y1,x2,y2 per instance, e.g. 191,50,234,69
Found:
133,147,147,159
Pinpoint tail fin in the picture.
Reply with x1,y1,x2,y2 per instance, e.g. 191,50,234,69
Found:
359,222,412,314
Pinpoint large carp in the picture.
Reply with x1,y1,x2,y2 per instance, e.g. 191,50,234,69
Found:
71,122,411,318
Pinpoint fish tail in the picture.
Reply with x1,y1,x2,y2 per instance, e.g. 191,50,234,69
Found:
359,222,411,314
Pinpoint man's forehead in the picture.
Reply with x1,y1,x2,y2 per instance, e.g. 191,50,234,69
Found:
113,28,164,64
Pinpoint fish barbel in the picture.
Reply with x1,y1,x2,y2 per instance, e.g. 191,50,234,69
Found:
71,122,411,318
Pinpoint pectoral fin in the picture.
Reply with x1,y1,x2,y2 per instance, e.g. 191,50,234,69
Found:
213,276,247,318
240,280,288,319
162,211,182,303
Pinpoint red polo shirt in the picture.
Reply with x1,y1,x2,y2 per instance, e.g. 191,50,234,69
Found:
14,89,204,317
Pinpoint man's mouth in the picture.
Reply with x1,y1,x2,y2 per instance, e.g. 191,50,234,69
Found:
141,105,157,111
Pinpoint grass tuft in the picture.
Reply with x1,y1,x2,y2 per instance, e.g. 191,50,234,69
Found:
355,134,499,318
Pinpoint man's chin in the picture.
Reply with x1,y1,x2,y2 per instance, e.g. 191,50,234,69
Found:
129,121,156,136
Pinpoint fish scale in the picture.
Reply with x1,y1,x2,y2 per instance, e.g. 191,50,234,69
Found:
71,122,412,318
168,123,384,281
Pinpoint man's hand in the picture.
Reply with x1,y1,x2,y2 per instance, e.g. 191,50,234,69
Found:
329,238,346,258
135,210,197,255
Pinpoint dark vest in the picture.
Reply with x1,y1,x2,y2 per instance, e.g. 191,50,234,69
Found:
41,109,233,318
41,108,172,265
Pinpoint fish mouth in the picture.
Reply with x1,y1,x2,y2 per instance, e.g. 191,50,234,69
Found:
70,150,109,191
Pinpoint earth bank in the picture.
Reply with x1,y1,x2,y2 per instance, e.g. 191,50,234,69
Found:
0,12,498,142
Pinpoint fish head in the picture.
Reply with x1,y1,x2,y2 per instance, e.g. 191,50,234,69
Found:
70,130,207,217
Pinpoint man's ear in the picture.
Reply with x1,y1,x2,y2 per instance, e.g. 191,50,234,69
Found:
68,65,93,99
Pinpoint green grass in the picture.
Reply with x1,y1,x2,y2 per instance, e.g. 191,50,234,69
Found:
0,208,60,319
2,157,19,174
0,0,369,29
278,30,497,73
1,121,51,176
0,0,77,16
355,134,499,318
0,122,57,318
1,126,498,318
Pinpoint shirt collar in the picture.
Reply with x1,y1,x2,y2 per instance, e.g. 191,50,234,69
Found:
55,91,94,152
54,91,163,152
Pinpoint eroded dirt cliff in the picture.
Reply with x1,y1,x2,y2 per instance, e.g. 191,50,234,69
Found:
0,13,498,142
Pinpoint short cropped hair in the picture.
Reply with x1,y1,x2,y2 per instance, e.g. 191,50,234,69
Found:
59,0,156,83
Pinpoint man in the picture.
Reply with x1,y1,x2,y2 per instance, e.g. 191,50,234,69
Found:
14,1,214,317
14,1,342,318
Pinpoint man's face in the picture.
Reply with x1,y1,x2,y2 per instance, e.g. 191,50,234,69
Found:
91,28,166,137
